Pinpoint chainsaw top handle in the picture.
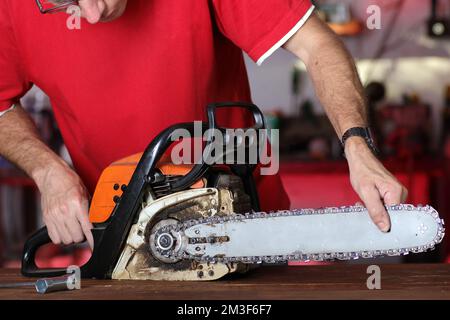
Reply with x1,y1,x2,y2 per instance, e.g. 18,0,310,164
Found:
21,101,265,278
206,101,265,131
168,102,266,194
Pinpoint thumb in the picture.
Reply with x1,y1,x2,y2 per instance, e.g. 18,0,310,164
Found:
80,218,94,251
77,199,95,251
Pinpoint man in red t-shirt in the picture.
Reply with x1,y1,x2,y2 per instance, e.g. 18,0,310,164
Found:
0,0,407,249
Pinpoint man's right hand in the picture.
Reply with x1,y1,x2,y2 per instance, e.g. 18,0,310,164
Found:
33,162,94,249
0,104,94,249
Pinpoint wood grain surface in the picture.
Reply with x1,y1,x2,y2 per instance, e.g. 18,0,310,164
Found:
0,264,449,300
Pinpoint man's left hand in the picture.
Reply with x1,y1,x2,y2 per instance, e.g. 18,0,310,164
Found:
345,137,408,232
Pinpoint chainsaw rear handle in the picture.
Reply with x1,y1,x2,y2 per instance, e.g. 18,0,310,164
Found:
21,226,67,277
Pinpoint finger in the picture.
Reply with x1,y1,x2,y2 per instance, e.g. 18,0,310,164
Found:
76,200,94,250
79,216,94,250
78,0,103,24
97,0,106,15
53,212,74,245
56,222,73,245
382,184,403,207
64,212,85,243
360,185,391,232
45,220,61,245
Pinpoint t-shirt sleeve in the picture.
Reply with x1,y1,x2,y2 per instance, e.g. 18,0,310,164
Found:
212,0,315,65
0,1,32,112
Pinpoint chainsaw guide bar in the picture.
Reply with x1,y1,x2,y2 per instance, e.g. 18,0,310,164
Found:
152,204,445,264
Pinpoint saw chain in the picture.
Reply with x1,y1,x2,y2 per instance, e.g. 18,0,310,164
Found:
151,204,445,264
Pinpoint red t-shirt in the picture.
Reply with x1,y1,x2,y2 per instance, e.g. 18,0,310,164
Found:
0,0,314,211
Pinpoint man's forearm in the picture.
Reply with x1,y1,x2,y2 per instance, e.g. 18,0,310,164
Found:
305,37,368,138
284,14,367,138
0,103,67,188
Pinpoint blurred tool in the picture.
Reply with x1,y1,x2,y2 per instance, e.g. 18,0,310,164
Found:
441,85,450,158
0,274,79,294
313,1,362,36
291,63,303,116
428,0,450,38
365,81,386,146
0,281,35,289
279,99,336,159
378,94,431,159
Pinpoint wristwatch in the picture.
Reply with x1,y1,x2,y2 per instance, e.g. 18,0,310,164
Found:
341,127,379,155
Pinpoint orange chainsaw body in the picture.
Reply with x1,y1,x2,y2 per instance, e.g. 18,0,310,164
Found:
89,153,204,223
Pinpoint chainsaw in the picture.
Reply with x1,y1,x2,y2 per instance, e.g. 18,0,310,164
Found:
21,102,445,281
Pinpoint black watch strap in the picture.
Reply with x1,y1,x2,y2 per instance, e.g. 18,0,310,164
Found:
341,127,378,155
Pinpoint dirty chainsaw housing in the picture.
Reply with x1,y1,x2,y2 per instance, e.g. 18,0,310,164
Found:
113,173,253,280
21,102,265,280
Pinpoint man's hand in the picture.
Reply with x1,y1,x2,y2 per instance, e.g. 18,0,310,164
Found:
78,0,128,24
33,162,94,249
345,137,408,232
0,104,93,249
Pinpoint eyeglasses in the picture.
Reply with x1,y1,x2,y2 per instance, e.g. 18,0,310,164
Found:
35,0,78,14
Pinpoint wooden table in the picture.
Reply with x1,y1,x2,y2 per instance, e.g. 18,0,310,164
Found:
0,264,449,300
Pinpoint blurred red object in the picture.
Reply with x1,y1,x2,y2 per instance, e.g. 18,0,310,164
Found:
281,163,430,208
35,245,91,268
378,104,431,159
